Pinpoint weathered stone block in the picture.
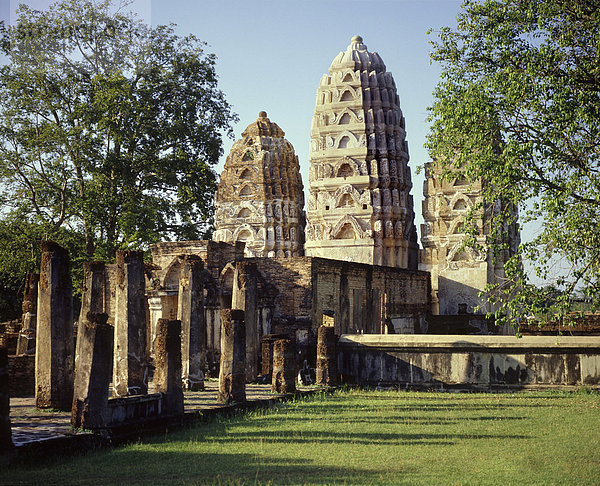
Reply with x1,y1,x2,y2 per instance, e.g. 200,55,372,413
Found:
35,241,74,411
72,313,113,430
316,325,338,386
154,319,184,416
113,250,147,397
261,334,287,377
271,338,296,394
218,309,246,403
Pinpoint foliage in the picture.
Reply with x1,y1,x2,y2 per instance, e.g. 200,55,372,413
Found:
426,0,600,326
0,0,237,262
0,215,86,319
2,389,600,484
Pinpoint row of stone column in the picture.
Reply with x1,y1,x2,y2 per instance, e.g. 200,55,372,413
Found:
71,314,184,429
217,315,339,403
34,242,207,414
33,244,146,410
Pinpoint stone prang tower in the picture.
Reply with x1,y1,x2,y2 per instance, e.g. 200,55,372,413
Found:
420,162,520,315
305,36,418,269
213,111,305,257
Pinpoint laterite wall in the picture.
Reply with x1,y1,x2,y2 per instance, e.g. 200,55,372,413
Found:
338,335,600,389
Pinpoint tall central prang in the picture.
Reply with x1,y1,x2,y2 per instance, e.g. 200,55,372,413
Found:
305,36,418,269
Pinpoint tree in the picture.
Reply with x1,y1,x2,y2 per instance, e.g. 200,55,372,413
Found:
0,214,87,319
426,0,600,325
0,0,237,261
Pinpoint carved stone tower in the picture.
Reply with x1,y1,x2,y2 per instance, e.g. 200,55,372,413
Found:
213,111,305,257
419,162,520,315
305,36,418,269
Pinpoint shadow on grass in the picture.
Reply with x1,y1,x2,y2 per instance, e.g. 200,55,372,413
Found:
199,429,529,447
248,415,528,426
1,450,413,485
274,404,549,418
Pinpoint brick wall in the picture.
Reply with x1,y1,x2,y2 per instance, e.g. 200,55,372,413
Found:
338,334,600,389
253,256,430,335
150,240,244,285
520,313,600,335
252,257,313,319
311,258,430,334
8,354,35,397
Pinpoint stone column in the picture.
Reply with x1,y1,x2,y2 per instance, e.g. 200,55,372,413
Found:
79,262,108,317
113,250,147,397
0,347,12,451
76,262,108,372
316,325,338,386
154,319,184,416
261,334,287,378
271,339,296,394
147,295,163,355
231,262,258,381
218,309,246,403
177,255,205,391
71,313,113,430
35,241,74,411
16,272,39,355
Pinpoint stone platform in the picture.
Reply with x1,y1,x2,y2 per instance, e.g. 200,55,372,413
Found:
9,381,319,450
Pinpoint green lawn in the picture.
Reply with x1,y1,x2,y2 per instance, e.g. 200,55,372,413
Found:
3,388,600,485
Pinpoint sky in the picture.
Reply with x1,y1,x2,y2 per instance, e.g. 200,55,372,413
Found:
5,0,571,286
2,0,465,241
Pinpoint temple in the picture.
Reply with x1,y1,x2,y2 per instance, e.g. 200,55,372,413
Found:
213,112,305,258
305,35,419,269
419,161,520,316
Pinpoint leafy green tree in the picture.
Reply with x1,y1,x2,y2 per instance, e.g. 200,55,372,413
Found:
426,0,599,325
0,214,86,319
0,0,237,261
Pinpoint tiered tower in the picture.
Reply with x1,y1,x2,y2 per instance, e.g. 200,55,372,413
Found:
213,112,305,257
419,162,520,314
305,36,418,269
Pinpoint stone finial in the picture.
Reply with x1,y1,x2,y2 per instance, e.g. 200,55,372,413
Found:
242,114,284,138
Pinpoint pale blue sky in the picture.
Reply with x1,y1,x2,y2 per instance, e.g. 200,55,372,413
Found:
3,0,464,239
5,0,567,285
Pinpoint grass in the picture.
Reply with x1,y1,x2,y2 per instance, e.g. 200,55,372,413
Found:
3,388,600,485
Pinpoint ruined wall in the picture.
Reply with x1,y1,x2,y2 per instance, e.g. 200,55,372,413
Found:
148,240,245,364
0,320,21,355
252,257,313,319
251,256,429,335
310,258,429,335
338,334,600,388
8,354,35,396
148,241,429,376
150,240,244,287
